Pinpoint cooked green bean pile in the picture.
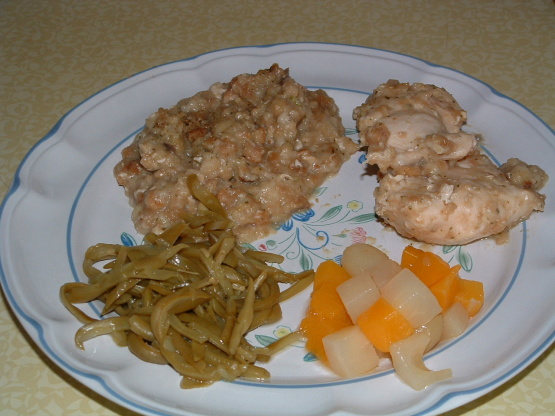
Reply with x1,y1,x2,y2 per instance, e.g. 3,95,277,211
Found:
60,175,313,388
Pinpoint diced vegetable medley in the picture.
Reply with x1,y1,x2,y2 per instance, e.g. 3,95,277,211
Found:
301,244,484,390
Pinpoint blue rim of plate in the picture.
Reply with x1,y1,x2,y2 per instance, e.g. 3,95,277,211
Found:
0,42,554,416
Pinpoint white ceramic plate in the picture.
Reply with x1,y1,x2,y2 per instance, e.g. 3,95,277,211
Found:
1,43,554,416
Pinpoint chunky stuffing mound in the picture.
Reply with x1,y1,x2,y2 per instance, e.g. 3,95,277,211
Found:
115,64,358,242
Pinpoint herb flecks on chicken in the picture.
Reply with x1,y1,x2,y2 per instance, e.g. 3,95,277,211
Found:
354,80,547,245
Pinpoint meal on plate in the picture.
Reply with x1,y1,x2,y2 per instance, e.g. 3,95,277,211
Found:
114,64,358,243
353,80,548,245
301,243,484,390
60,176,314,388
61,69,548,391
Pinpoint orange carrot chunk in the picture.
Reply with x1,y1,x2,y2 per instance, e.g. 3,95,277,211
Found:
307,260,352,320
454,278,484,317
401,246,451,287
301,313,353,363
429,265,461,311
308,284,352,321
301,260,353,362
313,259,352,291
357,297,414,353
400,245,424,270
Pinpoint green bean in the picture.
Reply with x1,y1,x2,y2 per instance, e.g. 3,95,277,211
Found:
127,332,167,365
74,316,130,349
60,175,314,388
228,278,255,355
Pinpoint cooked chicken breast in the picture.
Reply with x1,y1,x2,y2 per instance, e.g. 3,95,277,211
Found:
354,80,547,245
353,79,477,176
374,152,546,245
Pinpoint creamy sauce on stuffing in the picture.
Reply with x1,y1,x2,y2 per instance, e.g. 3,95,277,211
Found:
114,64,358,242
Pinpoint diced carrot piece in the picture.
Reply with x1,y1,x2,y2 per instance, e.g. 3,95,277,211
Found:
301,313,353,363
429,265,461,310
313,260,352,291
400,245,423,270
308,285,351,321
401,246,450,287
357,297,414,352
454,278,484,317
308,260,352,320
301,260,353,362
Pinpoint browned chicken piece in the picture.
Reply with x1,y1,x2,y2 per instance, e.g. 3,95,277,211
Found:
374,152,546,245
353,79,477,176
354,80,548,245
115,64,358,242
500,157,549,191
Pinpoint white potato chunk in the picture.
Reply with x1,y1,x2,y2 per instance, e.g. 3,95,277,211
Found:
323,325,380,378
416,313,443,352
369,258,402,288
381,268,441,328
441,301,469,341
337,274,380,322
341,243,389,277
390,332,452,390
